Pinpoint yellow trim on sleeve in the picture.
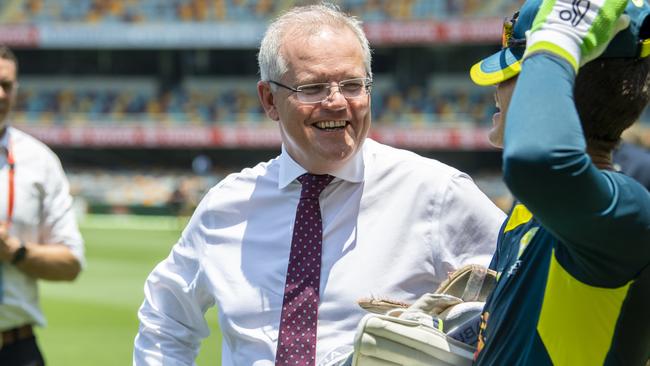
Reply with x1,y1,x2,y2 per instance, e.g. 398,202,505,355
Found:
525,41,579,73
470,60,522,86
537,250,632,366
503,204,533,233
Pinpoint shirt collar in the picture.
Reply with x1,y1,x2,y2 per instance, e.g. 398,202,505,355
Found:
0,126,10,155
278,143,366,189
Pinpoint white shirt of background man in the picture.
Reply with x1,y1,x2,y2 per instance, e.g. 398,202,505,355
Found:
134,138,505,366
0,127,85,330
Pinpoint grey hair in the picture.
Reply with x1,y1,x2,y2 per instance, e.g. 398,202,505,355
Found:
257,2,372,83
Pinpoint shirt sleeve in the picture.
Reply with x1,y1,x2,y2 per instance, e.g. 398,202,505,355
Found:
437,173,506,272
503,54,650,283
41,151,85,264
133,207,215,366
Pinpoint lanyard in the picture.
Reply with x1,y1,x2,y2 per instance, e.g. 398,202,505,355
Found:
6,137,14,229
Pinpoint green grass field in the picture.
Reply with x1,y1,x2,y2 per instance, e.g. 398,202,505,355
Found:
35,214,221,365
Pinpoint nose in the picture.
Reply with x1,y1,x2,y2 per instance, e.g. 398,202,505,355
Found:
321,84,347,109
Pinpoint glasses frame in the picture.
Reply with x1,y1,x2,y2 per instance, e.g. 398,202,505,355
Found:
268,77,373,104
502,11,527,49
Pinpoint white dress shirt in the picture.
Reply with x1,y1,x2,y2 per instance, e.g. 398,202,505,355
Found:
134,139,505,366
0,127,85,330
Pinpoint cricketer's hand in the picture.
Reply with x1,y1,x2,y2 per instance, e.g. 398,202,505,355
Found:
524,0,630,71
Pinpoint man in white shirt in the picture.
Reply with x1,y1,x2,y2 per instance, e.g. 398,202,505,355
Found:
0,46,85,366
134,4,505,366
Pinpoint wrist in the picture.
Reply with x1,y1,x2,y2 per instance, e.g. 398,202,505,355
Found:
525,29,581,72
11,239,27,265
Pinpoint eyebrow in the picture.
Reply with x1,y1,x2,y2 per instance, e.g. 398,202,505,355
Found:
295,76,367,85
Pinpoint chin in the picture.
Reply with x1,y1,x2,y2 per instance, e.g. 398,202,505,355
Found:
317,147,354,169
328,147,355,162
487,131,504,149
489,140,504,149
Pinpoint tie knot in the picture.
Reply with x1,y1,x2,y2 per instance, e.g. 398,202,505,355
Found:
297,173,333,199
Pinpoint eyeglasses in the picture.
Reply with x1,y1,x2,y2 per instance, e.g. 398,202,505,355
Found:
268,77,372,104
502,11,527,49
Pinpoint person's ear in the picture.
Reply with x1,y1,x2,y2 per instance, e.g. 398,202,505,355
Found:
257,81,280,121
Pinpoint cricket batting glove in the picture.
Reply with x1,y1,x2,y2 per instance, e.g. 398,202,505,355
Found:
525,0,630,71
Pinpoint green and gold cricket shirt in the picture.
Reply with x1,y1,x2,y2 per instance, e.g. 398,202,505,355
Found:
474,56,650,365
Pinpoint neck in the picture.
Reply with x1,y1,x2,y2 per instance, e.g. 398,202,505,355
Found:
587,145,614,171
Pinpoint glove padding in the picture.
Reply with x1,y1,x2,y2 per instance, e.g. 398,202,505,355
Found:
350,314,475,366
399,264,495,334
357,264,496,317
349,265,496,366
525,0,630,71
433,264,496,303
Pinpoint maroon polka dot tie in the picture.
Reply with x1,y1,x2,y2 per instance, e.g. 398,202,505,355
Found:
275,173,333,366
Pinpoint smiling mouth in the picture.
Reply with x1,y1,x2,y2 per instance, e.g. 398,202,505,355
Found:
314,120,348,131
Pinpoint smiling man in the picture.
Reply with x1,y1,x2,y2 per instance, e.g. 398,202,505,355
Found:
259,23,371,175
133,4,505,366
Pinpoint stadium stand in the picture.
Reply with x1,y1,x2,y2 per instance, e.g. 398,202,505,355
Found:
11,75,498,126
2,0,645,129
67,168,221,214
14,77,158,125
3,0,521,23
13,75,649,128
1,0,647,216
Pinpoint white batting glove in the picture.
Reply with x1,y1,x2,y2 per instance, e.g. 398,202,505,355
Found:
525,0,630,71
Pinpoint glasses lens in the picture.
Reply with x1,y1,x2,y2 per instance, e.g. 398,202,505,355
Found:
296,84,328,103
339,79,367,98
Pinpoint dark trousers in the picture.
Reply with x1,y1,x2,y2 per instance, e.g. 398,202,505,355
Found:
0,336,45,366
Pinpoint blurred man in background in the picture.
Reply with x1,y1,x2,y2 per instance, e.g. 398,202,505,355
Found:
0,46,85,366
470,0,650,364
613,125,650,190
134,3,504,365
